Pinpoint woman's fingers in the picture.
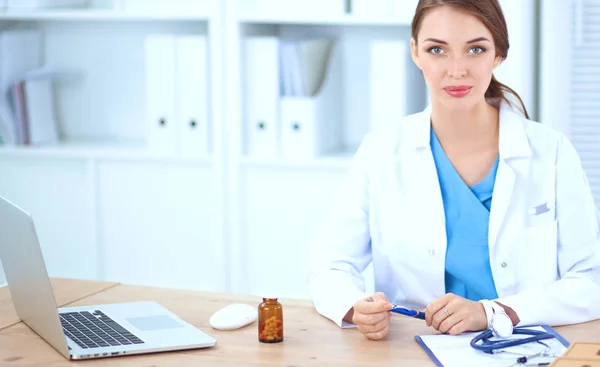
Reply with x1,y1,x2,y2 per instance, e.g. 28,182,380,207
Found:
353,308,389,326
437,312,462,334
357,312,391,334
364,323,390,340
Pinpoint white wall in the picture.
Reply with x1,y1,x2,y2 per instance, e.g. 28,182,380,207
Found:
495,0,538,119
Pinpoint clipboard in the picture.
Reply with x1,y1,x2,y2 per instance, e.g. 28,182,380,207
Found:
415,325,570,367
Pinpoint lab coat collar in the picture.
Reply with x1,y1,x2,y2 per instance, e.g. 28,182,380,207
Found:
498,102,533,159
401,101,532,159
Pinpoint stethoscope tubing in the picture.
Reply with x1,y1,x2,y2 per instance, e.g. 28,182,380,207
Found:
470,328,557,354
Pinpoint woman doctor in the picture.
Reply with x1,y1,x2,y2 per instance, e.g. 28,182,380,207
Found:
307,0,600,340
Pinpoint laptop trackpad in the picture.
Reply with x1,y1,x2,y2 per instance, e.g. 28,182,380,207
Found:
126,315,184,331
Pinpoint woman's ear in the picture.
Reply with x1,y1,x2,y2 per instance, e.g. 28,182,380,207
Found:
410,38,422,70
493,55,502,69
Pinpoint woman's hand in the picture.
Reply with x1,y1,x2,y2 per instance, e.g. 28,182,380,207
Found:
425,293,488,335
350,292,393,340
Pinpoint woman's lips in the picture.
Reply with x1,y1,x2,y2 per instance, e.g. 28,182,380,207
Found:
444,86,472,98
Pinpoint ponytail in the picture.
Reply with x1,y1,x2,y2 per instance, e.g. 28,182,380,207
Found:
485,75,530,119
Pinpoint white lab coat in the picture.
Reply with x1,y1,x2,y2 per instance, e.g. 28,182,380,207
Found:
307,102,600,328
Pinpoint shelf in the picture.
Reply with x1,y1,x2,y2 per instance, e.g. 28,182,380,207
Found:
238,13,413,26
239,152,354,170
0,141,213,163
0,9,211,21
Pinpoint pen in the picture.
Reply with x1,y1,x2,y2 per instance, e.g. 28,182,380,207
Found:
390,305,426,320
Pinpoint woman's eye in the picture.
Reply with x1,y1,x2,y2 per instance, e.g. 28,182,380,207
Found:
428,46,444,55
469,46,486,54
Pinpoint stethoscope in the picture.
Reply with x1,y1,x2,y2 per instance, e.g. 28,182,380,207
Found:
470,321,559,366
469,306,557,355
471,328,556,354
470,327,557,353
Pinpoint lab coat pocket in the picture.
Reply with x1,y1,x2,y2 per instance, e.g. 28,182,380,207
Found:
524,219,558,284
527,202,555,227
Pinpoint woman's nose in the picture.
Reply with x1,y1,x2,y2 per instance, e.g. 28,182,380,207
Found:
448,57,468,79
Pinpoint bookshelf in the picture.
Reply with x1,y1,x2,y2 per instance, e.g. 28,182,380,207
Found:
236,0,419,26
0,10,210,21
0,141,214,162
0,0,227,293
237,14,413,26
239,153,354,169
0,0,537,299
0,18,213,153
225,1,428,298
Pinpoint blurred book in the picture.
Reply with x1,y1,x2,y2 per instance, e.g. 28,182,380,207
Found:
6,71,60,146
0,29,41,145
0,28,66,146
278,38,334,97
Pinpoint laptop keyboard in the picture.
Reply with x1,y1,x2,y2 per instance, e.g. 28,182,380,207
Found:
59,310,144,349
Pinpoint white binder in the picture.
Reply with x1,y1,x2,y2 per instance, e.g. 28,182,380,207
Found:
145,35,178,155
244,37,280,158
176,35,209,158
280,39,343,159
368,40,409,132
24,78,59,145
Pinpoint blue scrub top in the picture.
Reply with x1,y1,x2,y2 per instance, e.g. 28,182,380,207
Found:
430,129,500,301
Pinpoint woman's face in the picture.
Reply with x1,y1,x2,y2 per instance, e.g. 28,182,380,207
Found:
411,6,502,110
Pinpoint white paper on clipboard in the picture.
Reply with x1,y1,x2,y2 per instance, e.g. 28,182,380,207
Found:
415,326,569,367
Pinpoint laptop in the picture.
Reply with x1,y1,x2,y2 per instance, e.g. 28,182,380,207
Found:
0,196,217,360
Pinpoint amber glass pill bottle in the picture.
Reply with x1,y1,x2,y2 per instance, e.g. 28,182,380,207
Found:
258,297,283,343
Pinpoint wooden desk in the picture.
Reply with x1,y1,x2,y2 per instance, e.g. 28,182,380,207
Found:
0,278,118,331
0,279,598,366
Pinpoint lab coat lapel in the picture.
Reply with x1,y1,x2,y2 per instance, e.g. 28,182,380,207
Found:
488,104,532,251
488,159,515,251
399,108,447,285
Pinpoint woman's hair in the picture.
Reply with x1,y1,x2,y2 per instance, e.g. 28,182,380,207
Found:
411,0,530,119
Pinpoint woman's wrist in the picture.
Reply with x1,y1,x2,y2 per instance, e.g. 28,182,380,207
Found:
494,301,520,326
343,307,354,324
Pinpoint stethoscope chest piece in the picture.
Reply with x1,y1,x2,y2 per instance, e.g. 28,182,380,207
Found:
490,311,513,339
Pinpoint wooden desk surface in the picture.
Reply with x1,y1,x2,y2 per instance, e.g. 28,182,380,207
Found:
0,278,118,331
0,279,599,367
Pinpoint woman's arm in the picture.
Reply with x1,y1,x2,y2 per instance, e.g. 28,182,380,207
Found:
306,134,377,328
496,133,600,326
